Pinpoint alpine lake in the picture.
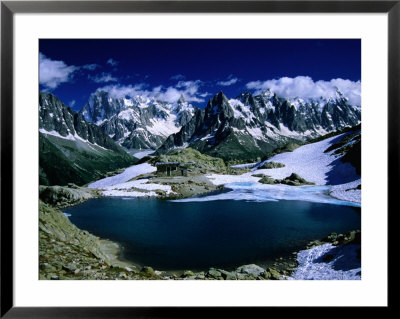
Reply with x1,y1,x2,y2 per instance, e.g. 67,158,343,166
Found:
63,190,361,272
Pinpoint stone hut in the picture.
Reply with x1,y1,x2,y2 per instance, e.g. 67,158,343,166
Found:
155,162,188,177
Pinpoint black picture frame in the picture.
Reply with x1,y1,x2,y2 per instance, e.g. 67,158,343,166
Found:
1,0,396,317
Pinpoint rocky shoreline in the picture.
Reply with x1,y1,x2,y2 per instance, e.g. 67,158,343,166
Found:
39,163,360,280
39,188,360,280
38,186,290,280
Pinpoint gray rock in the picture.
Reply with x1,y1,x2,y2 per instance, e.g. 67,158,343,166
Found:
141,266,156,277
183,270,195,277
66,263,77,272
236,264,266,277
267,268,281,280
207,268,222,279
218,269,237,280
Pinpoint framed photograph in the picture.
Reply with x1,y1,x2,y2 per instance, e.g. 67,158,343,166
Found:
1,0,395,316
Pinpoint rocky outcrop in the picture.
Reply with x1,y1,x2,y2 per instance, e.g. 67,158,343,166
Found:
258,161,285,169
39,184,101,208
153,147,227,174
280,173,315,186
257,173,315,186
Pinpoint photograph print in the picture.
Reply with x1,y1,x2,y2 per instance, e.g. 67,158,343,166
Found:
39,39,361,281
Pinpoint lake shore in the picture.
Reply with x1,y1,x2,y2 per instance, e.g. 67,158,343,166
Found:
39,144,361,281
39,183,360,280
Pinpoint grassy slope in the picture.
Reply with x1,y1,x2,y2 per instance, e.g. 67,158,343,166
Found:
39,133,137,186
152,147,226,173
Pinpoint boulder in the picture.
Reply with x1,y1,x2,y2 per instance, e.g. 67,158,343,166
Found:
141,266,156,277
207,268,222,279
280,173,314,186
183,270,195,277
267,267,281,280
218,269,237,280
258,176,276,184
236,264,266,277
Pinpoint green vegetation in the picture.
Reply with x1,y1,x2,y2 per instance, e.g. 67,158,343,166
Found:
191,132,278,162
153,148,226,174
258,161,285,169
258,175,276,184
340,140,361,175
39,133,137,186
322,128,361,175
323,131,360,154
261,142,301,161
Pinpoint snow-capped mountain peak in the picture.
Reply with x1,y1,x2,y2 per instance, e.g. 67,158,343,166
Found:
156,89,361,161
79,90,198,150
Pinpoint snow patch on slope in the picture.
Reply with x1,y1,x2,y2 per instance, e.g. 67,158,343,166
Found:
88,163,156,189
330,179,361,203
131,149,155,159
88,163,175,197
287,243,361,280
146,115,180,137
102,179,173,197
40,128,109,150
253,133,359,186
207,132,360,204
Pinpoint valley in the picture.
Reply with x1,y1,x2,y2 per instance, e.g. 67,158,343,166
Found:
38,87,361,281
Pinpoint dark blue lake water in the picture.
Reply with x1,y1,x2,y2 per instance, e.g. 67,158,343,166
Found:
64,197,361,271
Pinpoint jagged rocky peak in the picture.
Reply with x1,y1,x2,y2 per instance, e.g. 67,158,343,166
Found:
156,87,361,161
39,92,77,137
77,89,198,150
177,94,186,105
237,90,253,103
80,90,125,124
173,94,189,113
38,92,127,153
206,91,234,118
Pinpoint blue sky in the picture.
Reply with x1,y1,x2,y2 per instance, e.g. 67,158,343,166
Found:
39,39,361,111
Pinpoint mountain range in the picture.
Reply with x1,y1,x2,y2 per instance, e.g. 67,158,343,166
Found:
76,88,361,160
79,91,195,150
156,89,360,160
39,87,361,184
39,92,136,186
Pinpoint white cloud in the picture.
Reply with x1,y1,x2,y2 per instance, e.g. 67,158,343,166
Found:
88,72,118,83
107,58,118,67
170,74,185,80
98,84,148,100
39,53,78,89
82,63,100,71
69,100,76,108
217,75,239,86
97,79,206,103
246,76,361,106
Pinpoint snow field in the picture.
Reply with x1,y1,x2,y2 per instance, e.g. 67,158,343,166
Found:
88,163,173,197
287,243,361,280
208,132,360,204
